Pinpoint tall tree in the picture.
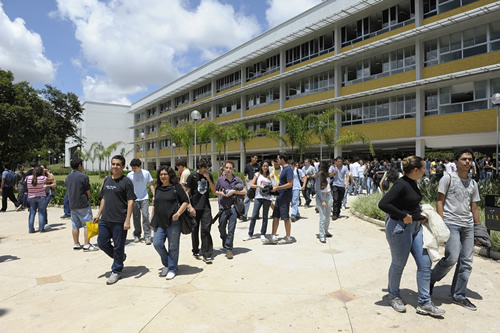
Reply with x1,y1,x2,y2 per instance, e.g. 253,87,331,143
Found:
305,108,341,160
231,122,256,160
197,121,217,158
211,123,233,162
274,112,310,161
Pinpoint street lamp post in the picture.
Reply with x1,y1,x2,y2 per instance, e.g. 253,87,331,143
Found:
191,110,202,168
172,142,177,165
140,132,145,166
492,93,500,176
47,150,51,165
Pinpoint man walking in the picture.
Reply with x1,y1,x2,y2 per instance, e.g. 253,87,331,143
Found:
186,158,217,263
1,162,22,212
127,158,155,244
94,155,136,285
302,159,316,208
329,157,349,220
64,157,99,251
290,161,306,222
15,164,26,210
215,160,246,259
176,159,191,192
431,148,480,311
264,153,294,244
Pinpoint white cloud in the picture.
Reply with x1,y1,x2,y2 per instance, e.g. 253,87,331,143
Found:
55,0,262,103
0,2,56,83
265,0,323,28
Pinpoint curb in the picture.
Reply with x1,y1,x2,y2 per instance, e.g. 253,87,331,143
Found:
350,208,500,261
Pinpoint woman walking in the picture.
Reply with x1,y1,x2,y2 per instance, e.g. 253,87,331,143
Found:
378,156,445,317
151,166,189,280
315,160,333,243
26,166,54,233
244,160,275,241
40,164,56,230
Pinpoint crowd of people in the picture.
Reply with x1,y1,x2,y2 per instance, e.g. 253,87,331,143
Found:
0,148,490,317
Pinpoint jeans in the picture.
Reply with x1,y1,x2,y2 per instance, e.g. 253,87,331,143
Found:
97,220,128,274
303,179,314,206
385,218,431,305
191,207,213,258
218,207,238,250
366,177,373,195
133,199,151,239
44,194,52,225
431,224,474,301
352,176,360,195
316,192,332,238
243,195,251,218
358,176,365,194
248,198,271,236
153,220,181,274
291,189,301,217
17,184,24,206
28,196,48,233
2,186,19,211
331,186,345,217
63,193,71,217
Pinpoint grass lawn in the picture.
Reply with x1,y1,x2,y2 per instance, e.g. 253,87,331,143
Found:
54,174,103,184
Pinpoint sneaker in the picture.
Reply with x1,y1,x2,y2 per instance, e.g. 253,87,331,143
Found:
388,297,406,313
166,271,176,280
145,238,152,245
225,250,233,259
278,236,294,244
332,215,338,220
106,272,121,285
240,216,248,222
133,236,140,243
16,205,23,212
260,235,266,241
44,224,52,230
60,215,71,219
193,252,201,258
262,236,278,245
319,237,326,243
290,215,297,222
453,297,477,311
242,234,252,241
325,232,333,238
83,244,99,252
416,301,445,317
73,244,82,250
203,257,213,264
160,267,168,277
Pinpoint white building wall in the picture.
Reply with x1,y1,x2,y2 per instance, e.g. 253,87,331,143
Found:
65,102,133,171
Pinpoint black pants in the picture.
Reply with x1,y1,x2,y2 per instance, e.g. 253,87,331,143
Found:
191,207,213,259
331,185,345,217
1,187,19,211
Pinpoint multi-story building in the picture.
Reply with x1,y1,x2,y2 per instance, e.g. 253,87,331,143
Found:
131,0,500,170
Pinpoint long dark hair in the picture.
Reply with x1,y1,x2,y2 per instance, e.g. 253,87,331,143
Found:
258,159,271,178
31,166,44,186
156,166,178,187
319,160,330,189
386,163,402,183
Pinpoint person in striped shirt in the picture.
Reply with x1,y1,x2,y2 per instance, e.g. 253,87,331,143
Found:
26,166,54,233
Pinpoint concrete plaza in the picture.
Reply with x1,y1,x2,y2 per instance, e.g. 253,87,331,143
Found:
0,196,499,332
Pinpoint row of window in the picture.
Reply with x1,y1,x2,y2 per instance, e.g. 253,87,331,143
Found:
423,0,478,19
286,70,334,99
246,87,280,109
216,71,241,93
175,92,189,108
285,31,334,67
246,120,280,135
246,54,280,82
193,83,212,101
424,22,500,66
216,99,241,116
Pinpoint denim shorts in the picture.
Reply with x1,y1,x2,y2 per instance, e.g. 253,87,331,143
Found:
71,206,93,229
272,196,291,221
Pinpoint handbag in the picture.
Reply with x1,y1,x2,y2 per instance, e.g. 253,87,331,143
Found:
247,187,256,199
86,221,99,240
173,187,197,235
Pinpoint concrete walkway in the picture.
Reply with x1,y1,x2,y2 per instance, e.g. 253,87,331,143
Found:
1,196,499,332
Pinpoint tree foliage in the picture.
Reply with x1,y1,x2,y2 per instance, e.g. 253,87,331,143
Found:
0,69,84,164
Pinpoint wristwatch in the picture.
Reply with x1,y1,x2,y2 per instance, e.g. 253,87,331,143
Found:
175,212,181,218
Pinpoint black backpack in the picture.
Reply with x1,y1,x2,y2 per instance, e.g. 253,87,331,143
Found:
435,164,445,179
4,170,16,187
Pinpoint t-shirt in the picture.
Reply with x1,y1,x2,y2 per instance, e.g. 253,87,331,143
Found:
215,175,244,209
101,176,136,223
16,171,26,187
271,165,281,186
253,173,274,200
151,184,188,229
2,170,16,188
26,175,47,199
65,170,91,210
179,168,191,187
127,169,153,201
439,172,480,227
329,165,349,187
278,165,293,198
244,163,259,188
358,165,366,178
350,162,360,178
292,168,305,190
186,171,214,210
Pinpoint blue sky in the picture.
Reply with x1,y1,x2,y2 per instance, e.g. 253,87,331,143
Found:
0,0,323,104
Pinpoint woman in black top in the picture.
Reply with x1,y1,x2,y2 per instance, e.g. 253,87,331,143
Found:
151,166,188,280
379,156,445,317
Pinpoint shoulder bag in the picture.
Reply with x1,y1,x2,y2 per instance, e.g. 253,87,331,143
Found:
173,186,197,234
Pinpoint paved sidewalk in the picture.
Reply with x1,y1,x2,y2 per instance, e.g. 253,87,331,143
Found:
1,196,499,332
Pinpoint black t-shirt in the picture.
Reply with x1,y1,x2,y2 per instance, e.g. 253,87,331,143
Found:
244,163,259,181
101,175,136,223
186,172,213,210
151,184,189,229
64,170,91,209
378,175,422,221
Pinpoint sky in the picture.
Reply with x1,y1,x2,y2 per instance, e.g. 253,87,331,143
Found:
0,0,324,105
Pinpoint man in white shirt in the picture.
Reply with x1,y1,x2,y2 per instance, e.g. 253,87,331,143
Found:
290,161,306,222
349,159,360,195
127,159,155,244
357,159,366,195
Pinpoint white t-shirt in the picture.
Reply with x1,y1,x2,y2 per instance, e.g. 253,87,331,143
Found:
127,169,153,201
358,164,366,178
350,162,360,178
254,173,274,200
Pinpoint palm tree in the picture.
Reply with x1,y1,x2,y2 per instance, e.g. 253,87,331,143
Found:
211,122,233,162
197,121,217,158
103,141,124,171
305,108,341,160
231,122,255,161
335,130,375,156
274,112,310,161
92,142,105,177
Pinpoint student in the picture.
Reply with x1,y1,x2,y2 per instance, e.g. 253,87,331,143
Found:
431,148,480,311
242,154,259,221
94,155,136,285
1,162,22,212
65,157,98,251
175,158,191,193
315,160,333,243
329,157,349,220
290,160,306,222
215,160,246,259
127,158,155,244
185,158,217,263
